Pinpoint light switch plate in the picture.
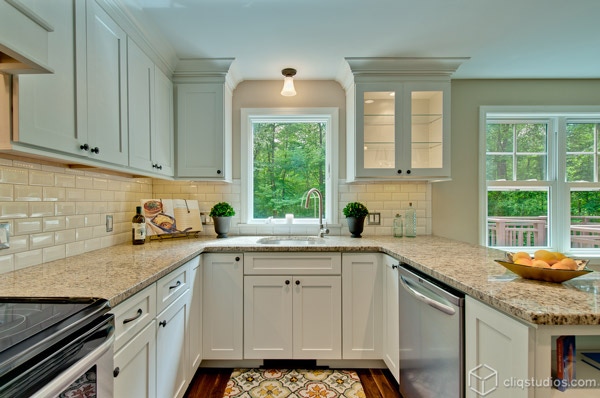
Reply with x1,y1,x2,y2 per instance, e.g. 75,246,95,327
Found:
106,215,113,232
368,212,381,225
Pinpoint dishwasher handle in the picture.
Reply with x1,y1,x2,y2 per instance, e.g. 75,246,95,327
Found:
400,275,456,316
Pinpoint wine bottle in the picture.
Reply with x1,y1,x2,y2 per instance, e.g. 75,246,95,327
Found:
132,206,146,245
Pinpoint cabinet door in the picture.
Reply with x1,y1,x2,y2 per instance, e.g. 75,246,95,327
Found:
127,37,154,172
153,67,174,175
15,0,78,153
113,320,157,398
293,275,341,359
382,255,400,383
175,83,227,179
82,0,128,165
403,82,450,178
202,253,243,359
342,253,382,359
188,260,202,374
156,291,190,398
465,296,532,398
244,275,293,359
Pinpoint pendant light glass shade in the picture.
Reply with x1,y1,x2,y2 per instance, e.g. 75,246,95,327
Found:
280,68,297,96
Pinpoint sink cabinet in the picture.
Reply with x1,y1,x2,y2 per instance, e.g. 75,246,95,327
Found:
243,252,342,360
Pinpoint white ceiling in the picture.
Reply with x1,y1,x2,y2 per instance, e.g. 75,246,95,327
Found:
121,0,600,81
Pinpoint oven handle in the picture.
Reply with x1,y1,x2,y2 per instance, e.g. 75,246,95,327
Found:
29,330,114,398
399,274,456,316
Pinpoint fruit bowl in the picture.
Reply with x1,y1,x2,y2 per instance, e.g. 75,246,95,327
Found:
495,253,591,283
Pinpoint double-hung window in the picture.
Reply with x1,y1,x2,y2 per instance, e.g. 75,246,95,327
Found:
480,106,600,257
241,108,338,225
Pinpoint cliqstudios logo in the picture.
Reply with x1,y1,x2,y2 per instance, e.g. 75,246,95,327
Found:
468,364,498,396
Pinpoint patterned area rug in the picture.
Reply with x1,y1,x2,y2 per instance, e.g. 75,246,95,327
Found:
223,368,366,398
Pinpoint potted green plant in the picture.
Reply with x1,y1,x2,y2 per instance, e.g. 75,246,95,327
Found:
209,202,235,238
342,202,369,238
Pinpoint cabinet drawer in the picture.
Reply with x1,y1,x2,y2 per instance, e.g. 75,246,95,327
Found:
157,257,197,313
244,252,341,275
112,283,157,352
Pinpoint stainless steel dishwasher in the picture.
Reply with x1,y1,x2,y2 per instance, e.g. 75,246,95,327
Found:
398,264,464,398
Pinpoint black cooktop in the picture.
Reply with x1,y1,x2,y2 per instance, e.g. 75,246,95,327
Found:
0,297,110,378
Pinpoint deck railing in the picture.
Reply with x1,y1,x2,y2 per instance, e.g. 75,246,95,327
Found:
488,216,600,248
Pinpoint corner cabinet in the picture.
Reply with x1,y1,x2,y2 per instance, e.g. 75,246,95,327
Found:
173,59,234,181
344,57,466,181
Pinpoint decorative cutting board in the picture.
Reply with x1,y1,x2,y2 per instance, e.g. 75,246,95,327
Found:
140,199,203,236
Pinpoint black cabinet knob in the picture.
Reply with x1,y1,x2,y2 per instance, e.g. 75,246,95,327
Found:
235,256,240,262
295,280,300,285
285,280,290,285
397,169,402,174
406,169,411,175
158,165,162,170
113,367,120,377
159,320,167,327
90,147,100,154
217,169,222,175
80,144,89,151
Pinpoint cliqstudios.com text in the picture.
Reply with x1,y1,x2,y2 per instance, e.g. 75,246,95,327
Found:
504,377,598,389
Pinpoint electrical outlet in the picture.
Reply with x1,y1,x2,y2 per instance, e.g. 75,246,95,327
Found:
368,212,381,225
106,215,113,232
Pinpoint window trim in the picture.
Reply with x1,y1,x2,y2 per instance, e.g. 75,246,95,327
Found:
240,107,339,226
479,106,600,256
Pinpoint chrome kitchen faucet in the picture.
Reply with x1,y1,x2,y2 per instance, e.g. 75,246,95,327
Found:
304,188,329,238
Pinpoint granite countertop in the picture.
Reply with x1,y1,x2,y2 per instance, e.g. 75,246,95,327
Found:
0,235,598,326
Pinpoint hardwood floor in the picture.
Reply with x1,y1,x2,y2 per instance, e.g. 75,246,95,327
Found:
184,367,402,398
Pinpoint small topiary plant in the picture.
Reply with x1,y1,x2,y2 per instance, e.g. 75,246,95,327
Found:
342,202,369,218
209,202,235,217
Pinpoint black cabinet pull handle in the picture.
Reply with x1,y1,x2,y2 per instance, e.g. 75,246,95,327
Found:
392,264,399,269
235,256,240,262
80,144,89,151
285,280,290,285
217,169,222,174
113,367,120,377
123,308,143,324
295,280,300,285
90,147,100,154
169,280,181,290
159,320,167,327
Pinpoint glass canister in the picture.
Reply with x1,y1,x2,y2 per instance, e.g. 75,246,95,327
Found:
405,203,417,237
393,214,403,237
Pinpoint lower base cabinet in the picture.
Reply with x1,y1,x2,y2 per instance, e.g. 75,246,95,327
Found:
156,288,190,398
382,255,400,383
113,321,157,398
465,296,532,398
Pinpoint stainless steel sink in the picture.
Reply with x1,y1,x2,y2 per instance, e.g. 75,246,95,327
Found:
256,236,326,245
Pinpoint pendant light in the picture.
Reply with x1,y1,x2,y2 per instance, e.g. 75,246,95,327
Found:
280,68,297,96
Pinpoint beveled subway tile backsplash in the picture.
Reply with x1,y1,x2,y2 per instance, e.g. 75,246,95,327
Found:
0,155,432,274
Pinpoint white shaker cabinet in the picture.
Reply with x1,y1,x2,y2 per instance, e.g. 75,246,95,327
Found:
10,0,78,153
202,253,243,359
465,296,533,398
75,0,128,165
244,275,341,360
382,255,400,383
341,253,382,360
175,82,232,180
127,37,173,176
156,290,190,398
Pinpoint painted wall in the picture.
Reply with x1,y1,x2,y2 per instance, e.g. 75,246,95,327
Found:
433,79,600,245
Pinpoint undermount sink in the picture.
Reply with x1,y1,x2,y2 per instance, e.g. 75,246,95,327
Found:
256,236,326,245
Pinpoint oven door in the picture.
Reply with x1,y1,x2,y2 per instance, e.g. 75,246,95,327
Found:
4,313,115,398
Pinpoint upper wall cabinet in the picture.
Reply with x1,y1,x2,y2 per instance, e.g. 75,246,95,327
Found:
77,0,128,166
127,37,174,177
343,57,467,182
0,0,54,74
173,59,234,182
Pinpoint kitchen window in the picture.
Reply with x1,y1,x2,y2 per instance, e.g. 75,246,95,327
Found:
240,108,339,225
480,107,600,256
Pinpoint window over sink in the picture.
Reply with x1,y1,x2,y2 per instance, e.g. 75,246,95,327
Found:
480,106,600,256
241,108,339,225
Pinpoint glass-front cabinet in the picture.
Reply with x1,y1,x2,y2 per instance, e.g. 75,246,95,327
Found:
349,81,450,180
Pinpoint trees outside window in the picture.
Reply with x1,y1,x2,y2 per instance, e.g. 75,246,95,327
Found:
480,107,600,255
